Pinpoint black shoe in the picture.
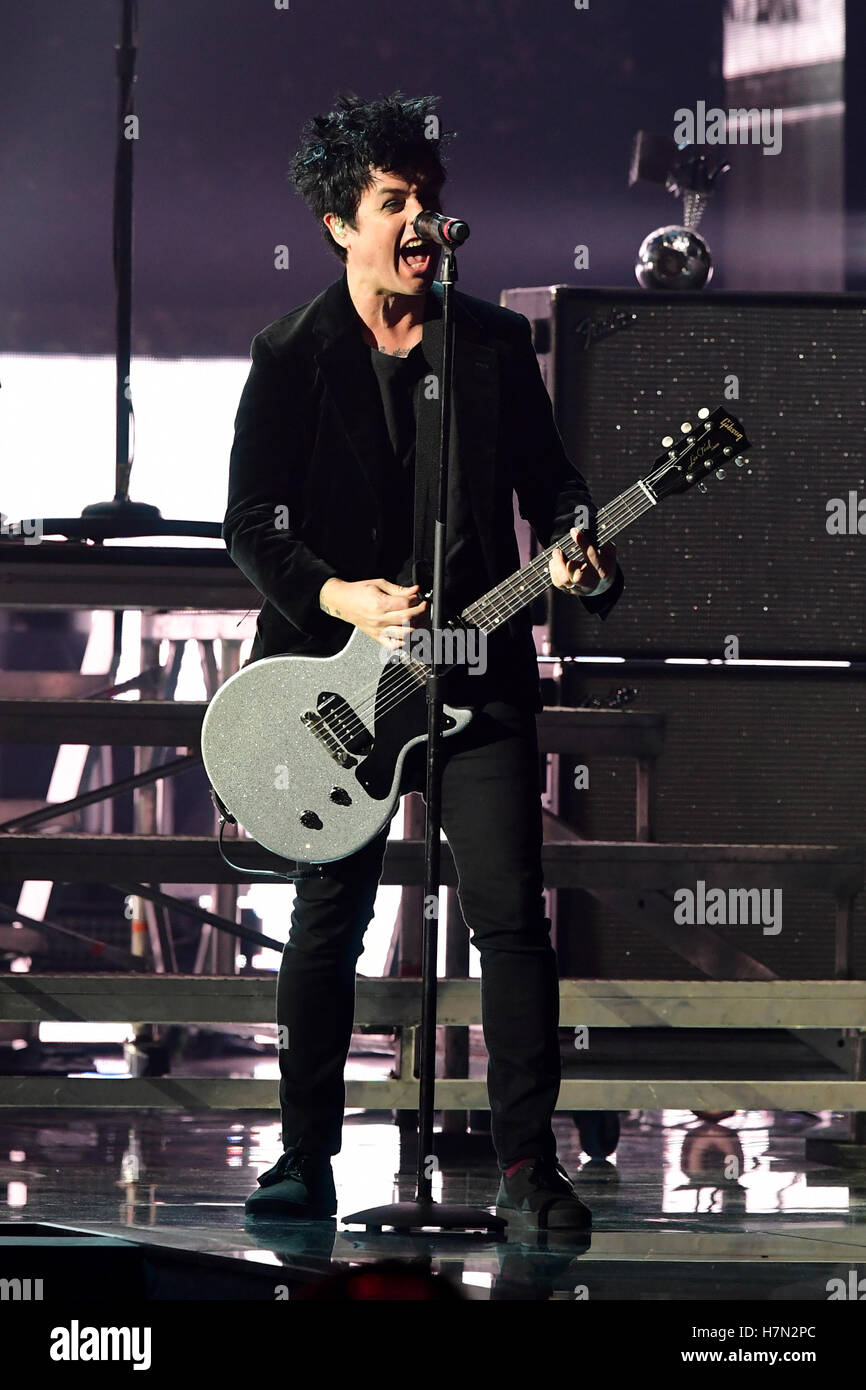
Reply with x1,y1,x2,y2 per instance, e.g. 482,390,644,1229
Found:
495,1157,592,1233
572,1110,620,1160
576,1157,620,1186
244,1147,337,1219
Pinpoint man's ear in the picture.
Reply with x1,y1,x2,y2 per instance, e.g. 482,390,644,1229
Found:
324,212,345,241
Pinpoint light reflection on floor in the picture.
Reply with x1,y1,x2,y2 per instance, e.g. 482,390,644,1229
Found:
1,1101,865,1300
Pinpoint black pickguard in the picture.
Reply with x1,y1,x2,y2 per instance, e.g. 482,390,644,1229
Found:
353,668,458,800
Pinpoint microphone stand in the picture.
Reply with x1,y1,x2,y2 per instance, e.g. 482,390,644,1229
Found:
343,246,504,1236
1,0,220,547
80,0,166,537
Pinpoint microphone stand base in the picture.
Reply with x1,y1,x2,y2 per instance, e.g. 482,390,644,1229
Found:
80,499,163,525
341,1199,505,1236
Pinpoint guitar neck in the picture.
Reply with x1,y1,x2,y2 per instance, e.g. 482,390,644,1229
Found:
460,478,656,634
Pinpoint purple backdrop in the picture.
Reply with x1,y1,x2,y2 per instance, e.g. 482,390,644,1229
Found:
0,0,723,354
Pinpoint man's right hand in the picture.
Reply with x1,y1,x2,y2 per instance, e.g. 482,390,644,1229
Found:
319,577,428,650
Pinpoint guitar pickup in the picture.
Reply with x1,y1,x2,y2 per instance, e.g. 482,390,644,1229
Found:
299,708,359,768
316,691,374,757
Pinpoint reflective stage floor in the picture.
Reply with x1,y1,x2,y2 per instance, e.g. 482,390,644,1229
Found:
2,1100,865,1301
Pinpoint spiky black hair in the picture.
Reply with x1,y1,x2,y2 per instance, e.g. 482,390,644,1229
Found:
289,91,449,262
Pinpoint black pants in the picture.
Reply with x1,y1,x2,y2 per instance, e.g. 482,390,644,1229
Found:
275,701,561,1171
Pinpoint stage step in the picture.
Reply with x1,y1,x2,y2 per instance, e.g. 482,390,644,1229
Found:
1,975,861,1111
0,699,204,745
0,542,259,610
0,674,103,699
0,1075,861,1111
0,974,865,1029
0,699,664,753
0,833,860,892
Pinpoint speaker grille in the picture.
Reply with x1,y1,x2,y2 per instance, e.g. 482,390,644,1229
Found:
554,669,865,980
505,287,866,659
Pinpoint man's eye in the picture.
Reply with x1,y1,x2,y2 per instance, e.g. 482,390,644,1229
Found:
384,200,403,210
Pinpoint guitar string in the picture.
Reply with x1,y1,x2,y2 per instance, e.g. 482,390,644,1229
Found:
295,425,745,767
284,422,745,772
309,482,658,752
335,496,644,725
319,480,667,748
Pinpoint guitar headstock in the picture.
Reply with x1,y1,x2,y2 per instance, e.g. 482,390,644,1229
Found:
645,406,751,501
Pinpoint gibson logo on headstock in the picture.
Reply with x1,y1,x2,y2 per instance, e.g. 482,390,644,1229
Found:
719,416,744,442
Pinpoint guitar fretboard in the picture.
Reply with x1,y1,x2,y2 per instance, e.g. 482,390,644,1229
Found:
460,478,656,634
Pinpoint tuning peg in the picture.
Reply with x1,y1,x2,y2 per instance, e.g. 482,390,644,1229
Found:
697,407,710,419
680,421,692,433
734,455,745,467
697,482,708,494
715,468,726,480
661,435,674,448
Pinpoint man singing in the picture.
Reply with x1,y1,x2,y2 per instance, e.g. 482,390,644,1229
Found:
225,92,623,1232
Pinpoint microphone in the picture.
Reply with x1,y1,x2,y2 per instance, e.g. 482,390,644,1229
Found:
413,210,470,247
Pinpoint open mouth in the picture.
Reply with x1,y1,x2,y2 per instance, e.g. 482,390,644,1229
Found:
399,237,437,273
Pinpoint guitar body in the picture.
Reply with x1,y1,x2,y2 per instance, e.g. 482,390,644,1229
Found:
200,625,473,864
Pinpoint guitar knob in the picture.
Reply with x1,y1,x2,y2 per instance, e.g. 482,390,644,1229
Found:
661,435,674,448
299,810,323,829
680,421,692,434
697,407,710,419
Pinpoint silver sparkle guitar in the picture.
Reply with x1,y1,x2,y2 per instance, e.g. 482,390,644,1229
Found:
201,406,750,863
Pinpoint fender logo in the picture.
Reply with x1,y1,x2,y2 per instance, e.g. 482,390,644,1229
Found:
575,310,634,351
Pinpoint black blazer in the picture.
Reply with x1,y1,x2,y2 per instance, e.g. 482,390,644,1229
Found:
223,271,624,710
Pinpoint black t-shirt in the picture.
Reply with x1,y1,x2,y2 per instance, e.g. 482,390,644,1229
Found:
368,342,490,611
368,344,424,590
367,338,539,710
